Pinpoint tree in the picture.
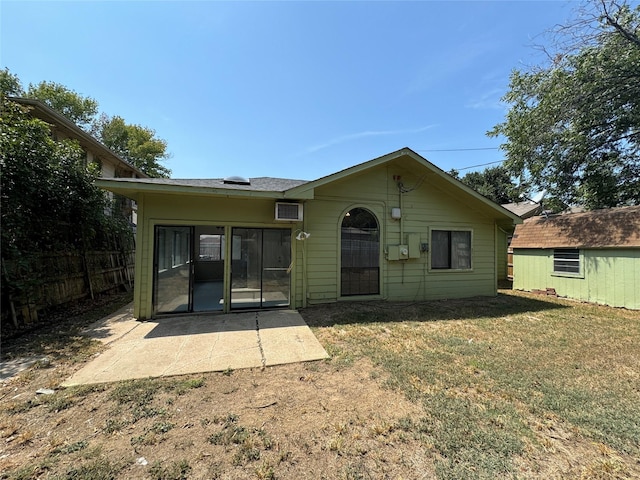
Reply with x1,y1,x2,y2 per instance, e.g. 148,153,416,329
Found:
489,0,640,210
457,166,523,205
27,80,99,130
2,71,172,178
95,114,171,178
0,68,23,97
1,97,134,328
0,98,121,257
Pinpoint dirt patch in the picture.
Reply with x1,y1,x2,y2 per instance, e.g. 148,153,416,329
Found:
2,293,639,479
1,356,429,479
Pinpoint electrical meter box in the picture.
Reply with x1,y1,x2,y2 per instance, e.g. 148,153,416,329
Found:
407,233,421,258
387,245,409,260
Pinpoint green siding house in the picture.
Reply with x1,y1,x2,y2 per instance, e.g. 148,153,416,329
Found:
97,148,521,320
510,206,640,310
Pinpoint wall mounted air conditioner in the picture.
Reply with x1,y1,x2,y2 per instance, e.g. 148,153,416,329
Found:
275,202,303,221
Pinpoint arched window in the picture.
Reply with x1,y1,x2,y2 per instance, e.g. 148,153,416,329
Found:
341,208,380,296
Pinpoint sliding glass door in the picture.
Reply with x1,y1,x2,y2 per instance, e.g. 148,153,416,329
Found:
153,226,192,314
193,226,225,311
153,225,290,315
230,228,291,309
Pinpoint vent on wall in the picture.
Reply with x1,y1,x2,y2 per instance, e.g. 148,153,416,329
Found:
275,202,303,221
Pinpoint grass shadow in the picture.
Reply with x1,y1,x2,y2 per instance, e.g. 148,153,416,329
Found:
1,292,133,361
300,291,567,328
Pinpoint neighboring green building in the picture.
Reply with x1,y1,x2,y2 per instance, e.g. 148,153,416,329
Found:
97,148,521,320
510,206,640,310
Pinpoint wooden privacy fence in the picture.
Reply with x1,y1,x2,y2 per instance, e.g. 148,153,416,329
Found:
507,248,514,281
1,249,135,330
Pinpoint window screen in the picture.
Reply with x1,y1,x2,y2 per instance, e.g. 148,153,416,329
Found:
553,249,580,274
431,230,471,270
341,208,380,296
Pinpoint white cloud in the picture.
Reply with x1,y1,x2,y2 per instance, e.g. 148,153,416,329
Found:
306,125,436,154
465,88,506,110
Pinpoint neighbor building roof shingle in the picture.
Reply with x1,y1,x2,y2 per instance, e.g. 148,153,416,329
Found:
510,206,640,249
501,201,542,219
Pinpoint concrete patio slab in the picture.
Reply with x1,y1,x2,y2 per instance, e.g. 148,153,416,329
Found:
61,307,329,386
257,310,330,366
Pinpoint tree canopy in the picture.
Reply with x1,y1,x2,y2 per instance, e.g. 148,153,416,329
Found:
94,114,171,178
452,166,523,205
0,69,171,178
0,98,125,257
0,68,22,97
489,0,640,210
27,81,99,130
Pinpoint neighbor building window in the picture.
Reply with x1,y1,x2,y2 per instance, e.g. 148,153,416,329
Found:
341,208,380,296
431,230,472,270
553,249,580,274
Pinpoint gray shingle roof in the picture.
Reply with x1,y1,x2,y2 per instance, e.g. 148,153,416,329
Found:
104,176,309,192
501,202,542,219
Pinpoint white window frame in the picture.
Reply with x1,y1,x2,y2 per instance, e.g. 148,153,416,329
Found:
552,249,583,278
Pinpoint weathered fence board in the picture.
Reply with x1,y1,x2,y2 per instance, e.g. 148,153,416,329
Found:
1,250,135,330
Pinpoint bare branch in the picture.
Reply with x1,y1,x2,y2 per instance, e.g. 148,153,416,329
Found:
600,0,640,47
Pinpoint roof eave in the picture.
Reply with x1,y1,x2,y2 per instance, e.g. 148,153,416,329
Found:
284,147,522,224
96,178,289,200
284,148,409,199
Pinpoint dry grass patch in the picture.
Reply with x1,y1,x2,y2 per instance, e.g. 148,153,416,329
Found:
1,290,639,479
303,290,640,478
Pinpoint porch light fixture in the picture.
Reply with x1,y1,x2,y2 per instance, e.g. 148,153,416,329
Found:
295,231,311,241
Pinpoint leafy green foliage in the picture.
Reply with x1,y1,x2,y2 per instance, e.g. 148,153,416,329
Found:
455,166,523,204
0,67,23,97
0,99,119,257
0,98,133,313
489,1,640,210
94,114,171,178
27,80,98,130
4,70,171,178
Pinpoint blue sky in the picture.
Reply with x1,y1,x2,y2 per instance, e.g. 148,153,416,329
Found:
1,1,576,180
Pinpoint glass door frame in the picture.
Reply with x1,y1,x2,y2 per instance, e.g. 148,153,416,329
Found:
229,227,292,310
152,225,194,315
152,224,293,316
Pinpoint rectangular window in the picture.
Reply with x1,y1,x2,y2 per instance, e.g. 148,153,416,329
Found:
553,249,580,274
431,230,471,270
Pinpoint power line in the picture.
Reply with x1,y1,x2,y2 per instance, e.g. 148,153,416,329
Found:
416,147,500,152
414,146,506,171
457,159,506,171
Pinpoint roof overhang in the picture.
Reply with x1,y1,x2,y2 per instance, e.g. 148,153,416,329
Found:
96,178,294,201
96,148,523,229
